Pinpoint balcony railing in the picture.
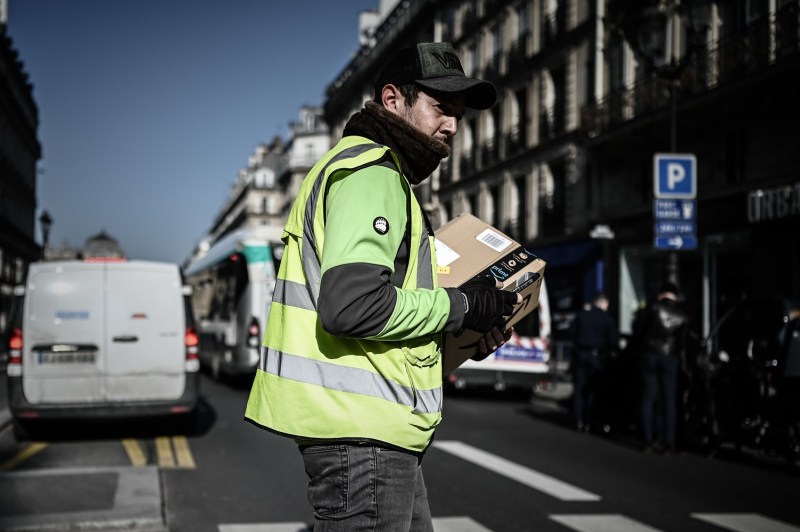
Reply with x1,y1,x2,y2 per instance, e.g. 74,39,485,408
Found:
460,154,476,177
581,3,799,138
504,125,527,156
482,55,501,84
506,32,530,72
539,108,565,142
462,6,479,34
439,157,453,185
481,140,499,167
543,8,567,46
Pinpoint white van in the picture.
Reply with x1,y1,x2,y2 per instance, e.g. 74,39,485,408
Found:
6,259,200,438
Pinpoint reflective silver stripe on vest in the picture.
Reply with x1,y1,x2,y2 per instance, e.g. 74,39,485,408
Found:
301,143,383,306
417,236,433,289
259,346,442,415
301,236,321,307
272,278,315,311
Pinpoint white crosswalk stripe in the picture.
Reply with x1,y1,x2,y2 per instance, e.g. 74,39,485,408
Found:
433,440,601,501
218,513,800,532
432,516,493,531
218,517,490,531
217,443,800,532
219,524,309,532
692,513,800,532
550,514,663,532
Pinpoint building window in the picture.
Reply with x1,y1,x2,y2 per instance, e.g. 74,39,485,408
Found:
513,174,528,241
540,66,566,141
469,192,480,218
483,107,501,167
467,43,478,77
489,182,502,228
518,1,529,37
543,0,566,45
541,159,566,237
442,7,456,42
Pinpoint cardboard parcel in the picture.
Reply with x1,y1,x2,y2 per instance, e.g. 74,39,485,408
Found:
434,214,546,374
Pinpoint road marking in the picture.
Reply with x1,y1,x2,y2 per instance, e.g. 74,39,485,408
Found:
218,517,490,531
172,435,196,468
122,438,147,467
433,440,601,501
432,517,492,531
155,436,176,468
692,513,800,532
0,442,48,471
550,514,662,531
219,525,309,532
153,436,196,469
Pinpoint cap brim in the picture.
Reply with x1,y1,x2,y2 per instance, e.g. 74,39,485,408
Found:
415,76,497,110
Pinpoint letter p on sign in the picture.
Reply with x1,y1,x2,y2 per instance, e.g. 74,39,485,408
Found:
667,163,685,189
654,154,696,199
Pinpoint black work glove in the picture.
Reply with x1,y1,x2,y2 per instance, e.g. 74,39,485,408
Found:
459,276,517,334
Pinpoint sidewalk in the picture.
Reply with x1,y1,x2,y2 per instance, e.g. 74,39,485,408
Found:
0,368,164,531
0,465,166,532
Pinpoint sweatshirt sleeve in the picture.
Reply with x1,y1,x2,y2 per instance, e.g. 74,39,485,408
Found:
317,164,462,340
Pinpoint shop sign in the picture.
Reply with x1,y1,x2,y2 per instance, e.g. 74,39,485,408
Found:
748,181,800,223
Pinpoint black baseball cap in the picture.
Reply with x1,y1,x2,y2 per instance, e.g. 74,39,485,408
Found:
375,42,497,110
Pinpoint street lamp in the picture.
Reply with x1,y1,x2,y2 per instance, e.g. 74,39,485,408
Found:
615,0,710,286
39,210,53,260
618,0,710,151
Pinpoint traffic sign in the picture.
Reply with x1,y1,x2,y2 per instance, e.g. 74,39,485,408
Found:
654,199,696,221
655,221,696,235
654,154,696,199
655,235,697,250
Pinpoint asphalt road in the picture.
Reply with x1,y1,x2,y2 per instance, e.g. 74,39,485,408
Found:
1,371,800,532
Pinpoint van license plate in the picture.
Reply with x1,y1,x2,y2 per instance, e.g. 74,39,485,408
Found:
36,351,96,364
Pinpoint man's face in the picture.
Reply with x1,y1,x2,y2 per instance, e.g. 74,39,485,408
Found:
398,90,466,143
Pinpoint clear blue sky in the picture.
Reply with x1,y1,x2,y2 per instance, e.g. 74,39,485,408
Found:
7,0,377,264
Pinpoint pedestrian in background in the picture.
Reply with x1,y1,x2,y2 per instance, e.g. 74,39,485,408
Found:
245,42,519,531
571,292,619,432
634,282,689,455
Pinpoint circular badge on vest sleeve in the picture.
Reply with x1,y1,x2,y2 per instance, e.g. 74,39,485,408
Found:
373,217,389,235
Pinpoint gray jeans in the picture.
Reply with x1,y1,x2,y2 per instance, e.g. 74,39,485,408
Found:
299,443,433,531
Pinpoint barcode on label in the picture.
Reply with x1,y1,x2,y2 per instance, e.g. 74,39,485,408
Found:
476,229,511,252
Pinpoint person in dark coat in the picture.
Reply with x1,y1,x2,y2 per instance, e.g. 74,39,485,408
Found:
571,292,619,432
634,282,689,454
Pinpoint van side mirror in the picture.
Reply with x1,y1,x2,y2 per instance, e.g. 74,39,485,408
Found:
13,285,25,296
181,285,193,296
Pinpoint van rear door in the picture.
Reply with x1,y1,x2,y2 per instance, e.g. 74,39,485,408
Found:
23,263,106,404
104,262,186,401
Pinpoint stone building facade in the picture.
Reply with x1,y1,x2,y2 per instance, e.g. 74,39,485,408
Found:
323,0,800,340
0,23,41,334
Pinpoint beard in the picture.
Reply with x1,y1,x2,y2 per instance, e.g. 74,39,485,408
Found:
402,107,448,144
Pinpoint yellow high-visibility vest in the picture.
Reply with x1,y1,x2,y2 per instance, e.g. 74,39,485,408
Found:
245,136,445,453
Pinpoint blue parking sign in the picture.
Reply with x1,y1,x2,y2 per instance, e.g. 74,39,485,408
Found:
654,154,696,199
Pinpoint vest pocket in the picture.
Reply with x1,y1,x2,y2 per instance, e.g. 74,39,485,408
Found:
402,346,443,430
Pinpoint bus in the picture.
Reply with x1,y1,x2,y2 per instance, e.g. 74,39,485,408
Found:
184,226,284,380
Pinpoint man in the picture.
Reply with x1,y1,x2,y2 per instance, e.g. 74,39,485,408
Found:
634,282,689,455
245,42,519,531
571,292,618,432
